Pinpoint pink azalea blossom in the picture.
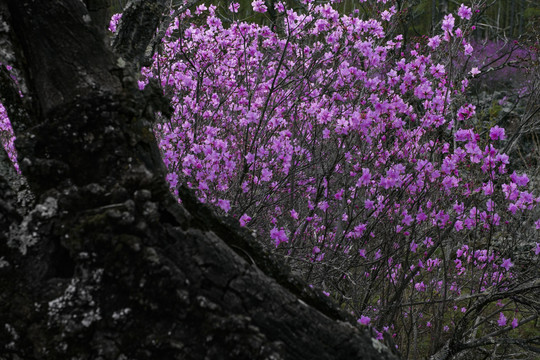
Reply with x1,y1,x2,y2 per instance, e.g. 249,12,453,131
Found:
108,13,122,33
489,126,506,141
470,67,480,77
497,312,507,327
510,172,529,187
442,14,455,32
511,317,519,329
251,0,267,13
274,1,285,12
457,4,472,20
239,213,251,226
427,35,441,49
415,282,426,292
500,258,513,271
228,2,240,13
217,199,231,213
270,227,288,247
463,43,473,56
358,315,371,325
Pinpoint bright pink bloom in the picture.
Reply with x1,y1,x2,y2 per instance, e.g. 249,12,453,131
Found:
510,172,529,187
442,14,455,32
470,67,480,77
274,1,285,12
463,43,473,55
457,4,472,20
108,13,122,33
489,126,506,141
228,2,240,13
427,35,441,49
239,213,251,226
511,317,519,329
498,312,507,327
358,315,371,325
251,0,267,13
217,199,231,213
500,258,513,271
270,227,288,247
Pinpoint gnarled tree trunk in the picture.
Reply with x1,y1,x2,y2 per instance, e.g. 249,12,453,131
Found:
0,1,398,359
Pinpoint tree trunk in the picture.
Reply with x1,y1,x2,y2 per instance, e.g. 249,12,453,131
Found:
0,1,398,359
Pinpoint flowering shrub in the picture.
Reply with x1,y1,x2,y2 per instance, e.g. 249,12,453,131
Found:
127,1,540,356
125,1,540,356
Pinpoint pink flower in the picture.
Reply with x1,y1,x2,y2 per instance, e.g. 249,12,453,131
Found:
108,13,122,33
423,237,433,248
380,10,392,21
510,172,529,187
489,126,506,141
217,199,231,213
358,315,371,325
229,2,240,13
511,317,519,329
195,4,207,15
239,213,251,227
251,0,267,13
500,258,513,271
261,167,273,182
428,35,441,49
463,43,473,56
274,1,285,12
270,227,288,247
482,181,494,195
318,201,329,212
442,14,455,32
290,209,299,220
457,4,472,20
357,168,371,187
166,172,179,189
535,243,540,256
497,312,507,327
353,223,367,237
470,67,480,77
415,282,426,292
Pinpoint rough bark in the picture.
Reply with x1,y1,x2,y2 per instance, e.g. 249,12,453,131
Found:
0,1,399,359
